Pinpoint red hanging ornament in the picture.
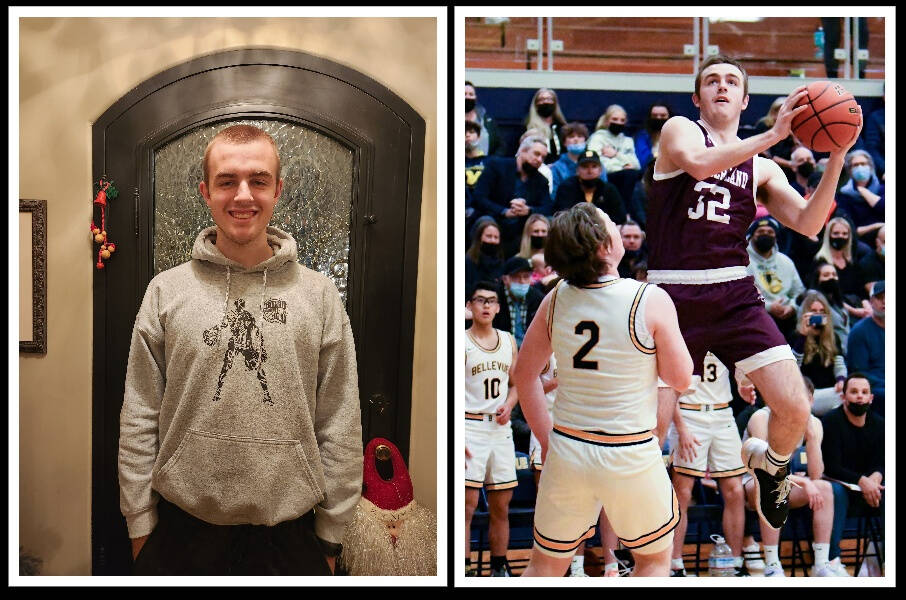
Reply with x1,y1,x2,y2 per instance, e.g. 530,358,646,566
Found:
90,176,119,269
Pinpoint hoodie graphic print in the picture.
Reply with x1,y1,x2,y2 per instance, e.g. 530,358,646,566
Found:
118,226,362,550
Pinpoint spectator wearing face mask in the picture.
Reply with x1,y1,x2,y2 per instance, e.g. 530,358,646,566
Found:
493,256,544,348
465,81,505,157
587,104,642,207
806,261,851,352
617,220,647,279
745,216,804,339
634,101,672,169
465,218,506,301
835,150,885,243
846,281,885,416
821,373,884,570
552,150,625,224
516,214,550,260
811,217,870,321
857,224,884,296
524,88,568,165
789,290,847,416
549,122,608,198
789,146,817,196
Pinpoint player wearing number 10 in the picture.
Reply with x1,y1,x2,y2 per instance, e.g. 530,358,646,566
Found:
514,204,693,577
647,54,862,531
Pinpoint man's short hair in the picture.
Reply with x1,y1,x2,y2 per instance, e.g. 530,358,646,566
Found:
560,121,589,140
843,372,871,394
695,54,749,97
518,135,547,154
545,203,612,287
469,280,499,301
465,120,482,135
203,124,281,185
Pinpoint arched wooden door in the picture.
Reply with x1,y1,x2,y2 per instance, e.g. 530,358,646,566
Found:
91,48,424,574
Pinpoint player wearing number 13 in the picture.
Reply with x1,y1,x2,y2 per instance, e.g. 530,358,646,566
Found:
514,204,693,577
648,54,862,531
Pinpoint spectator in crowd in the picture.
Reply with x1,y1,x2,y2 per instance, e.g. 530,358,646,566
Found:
821,17,869,79
821,373,884,572
493,256,544,348
790,290,847,417
465,81,505,157
524,88,567,165
861,96,884,178
745,216,804,339
466,119,488,241
520,128,554,195
634,101,673,169
516,214,550,260
465,217,505,300
835,150,885,243
786,171,828,281
617,220,647,279
587,104,642,207
528,251,557,292
742,375,839,577
471,136,553,258
549,122,608,198
789,146,817,196
846,281,884,415
552,150,625,224
806,261,852,356
754,97,796,182
858,224,884,295
630,260,648,282
811,217,870,321
626,159,656,229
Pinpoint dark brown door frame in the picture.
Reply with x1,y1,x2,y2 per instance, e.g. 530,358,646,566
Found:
91,48,424,574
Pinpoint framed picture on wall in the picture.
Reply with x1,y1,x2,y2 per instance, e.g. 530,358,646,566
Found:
20,199,47,354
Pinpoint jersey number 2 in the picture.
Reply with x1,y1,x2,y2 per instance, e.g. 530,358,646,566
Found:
573,321,599,370
688,181,731,224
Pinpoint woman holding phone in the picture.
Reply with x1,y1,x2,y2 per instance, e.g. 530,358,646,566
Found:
789,289,848,417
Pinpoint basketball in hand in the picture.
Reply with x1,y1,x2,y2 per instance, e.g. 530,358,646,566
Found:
790,81,860,153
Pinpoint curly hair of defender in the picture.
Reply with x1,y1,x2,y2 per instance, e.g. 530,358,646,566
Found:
545,204,611,287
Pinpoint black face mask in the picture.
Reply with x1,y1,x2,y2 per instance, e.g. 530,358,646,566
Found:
579,177,597,189
647,118,666,132
797,162,815,178
480,242,498,256
465,98,476,113
818,278,841,300
829,237,848,250
530,235,546,249
521,161,538,176
846,401,870,417
752,235,775,253
608,123,625,135
536,103,555,118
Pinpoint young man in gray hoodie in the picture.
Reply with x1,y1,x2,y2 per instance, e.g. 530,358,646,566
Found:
118,124,362,575
745,215,805,340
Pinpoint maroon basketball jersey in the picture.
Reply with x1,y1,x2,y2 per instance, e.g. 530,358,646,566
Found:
648,121,756,272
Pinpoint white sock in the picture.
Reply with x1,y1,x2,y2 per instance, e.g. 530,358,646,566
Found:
813,542,830,567
571,555,585,568
671,558,684,570
764,545,780,566
765,446,792,476
734,556,743,568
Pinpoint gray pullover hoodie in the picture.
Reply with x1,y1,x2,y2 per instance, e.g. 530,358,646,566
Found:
118,226,362,552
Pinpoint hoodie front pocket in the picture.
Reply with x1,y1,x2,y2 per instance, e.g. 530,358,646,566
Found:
155,429,324,526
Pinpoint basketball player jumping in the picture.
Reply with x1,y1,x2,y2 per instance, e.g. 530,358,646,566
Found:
515,204,693,577
647,54,862,530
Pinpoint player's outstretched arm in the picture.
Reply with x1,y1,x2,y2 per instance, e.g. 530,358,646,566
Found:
646,286,692,393
658,86,808,181
512,294,554,455
758,106,863,237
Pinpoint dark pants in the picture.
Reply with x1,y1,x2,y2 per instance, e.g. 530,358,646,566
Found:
133,499,332,576
828,482,883,561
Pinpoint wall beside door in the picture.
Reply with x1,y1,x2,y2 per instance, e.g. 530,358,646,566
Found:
18,17,438,576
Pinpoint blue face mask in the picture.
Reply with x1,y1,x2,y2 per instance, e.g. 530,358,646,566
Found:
851,165,872,182
566,143,586,155
509,282,530,299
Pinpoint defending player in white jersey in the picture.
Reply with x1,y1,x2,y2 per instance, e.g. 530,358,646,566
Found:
464,281,519,577
514,203,693,577
666,352,755,576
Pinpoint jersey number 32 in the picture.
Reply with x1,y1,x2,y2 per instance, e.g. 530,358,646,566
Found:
688,181,731,224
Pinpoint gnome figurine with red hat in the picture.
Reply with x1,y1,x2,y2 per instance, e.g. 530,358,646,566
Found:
339,437,436,575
